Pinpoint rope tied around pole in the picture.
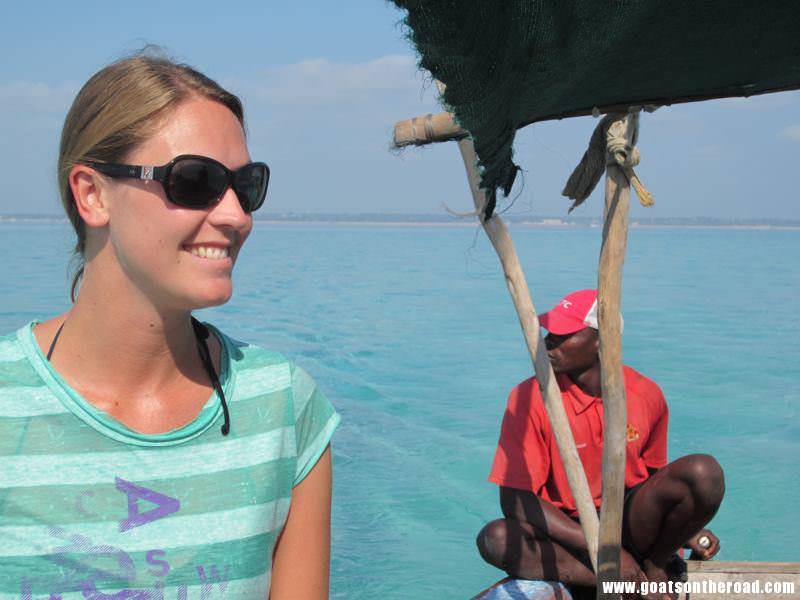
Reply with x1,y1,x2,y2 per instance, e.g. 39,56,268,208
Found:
562,109,656,212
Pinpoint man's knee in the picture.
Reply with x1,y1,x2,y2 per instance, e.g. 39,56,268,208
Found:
476,519,509,568
675,453,725,510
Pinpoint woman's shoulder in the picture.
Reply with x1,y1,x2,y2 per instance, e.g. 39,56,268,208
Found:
204,322,288,368
0,321,49,388
0,324,26,367
0,325,22,345
203,322,336,425
202,322,317,391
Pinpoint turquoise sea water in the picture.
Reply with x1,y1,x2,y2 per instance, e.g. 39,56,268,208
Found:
2,222,798,598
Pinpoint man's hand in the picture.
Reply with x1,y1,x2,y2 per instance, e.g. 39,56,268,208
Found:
685,529,720,560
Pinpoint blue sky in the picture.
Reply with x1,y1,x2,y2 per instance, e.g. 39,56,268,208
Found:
1,1,798,219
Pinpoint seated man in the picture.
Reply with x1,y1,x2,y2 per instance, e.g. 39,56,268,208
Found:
477,289,724,600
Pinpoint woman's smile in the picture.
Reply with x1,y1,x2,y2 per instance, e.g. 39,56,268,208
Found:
184,244,230,259
182,241,233,263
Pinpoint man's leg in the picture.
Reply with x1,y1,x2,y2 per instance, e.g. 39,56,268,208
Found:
622,454,725,594
476,518,596,587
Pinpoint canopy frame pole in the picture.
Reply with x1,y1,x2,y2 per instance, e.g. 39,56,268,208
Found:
596,116,634,600
455,136,601,573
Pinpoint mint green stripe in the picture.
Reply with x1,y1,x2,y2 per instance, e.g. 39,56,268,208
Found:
227,345,287,372
0,572,270,599
294,387,335,461
295,387,334,438
0,498,290,557
0,385,67,417
295,412,340,485
0,358,45,388
0,387,293,456
0,457,294,526
204,321,289,377
0,532,276,594
290,365,316,417
0,339,25,362
1,426,295,488
235,362,291,400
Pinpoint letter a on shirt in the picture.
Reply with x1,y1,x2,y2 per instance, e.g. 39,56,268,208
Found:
116,477,181,532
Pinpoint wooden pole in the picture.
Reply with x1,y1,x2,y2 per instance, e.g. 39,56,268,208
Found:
394,112,466,146
456,136,601,573
595,117,633,599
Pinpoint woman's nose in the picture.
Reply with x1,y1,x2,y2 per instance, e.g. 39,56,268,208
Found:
209,186,251,229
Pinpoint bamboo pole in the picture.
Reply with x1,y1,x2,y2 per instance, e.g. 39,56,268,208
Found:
595,118,634,599
455,136,601,573
394,112,466,147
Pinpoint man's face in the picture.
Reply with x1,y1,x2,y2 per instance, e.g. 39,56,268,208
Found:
544,327,600,375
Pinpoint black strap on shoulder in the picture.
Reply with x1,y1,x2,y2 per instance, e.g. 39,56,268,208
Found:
191,317,230,436
47,321,66,361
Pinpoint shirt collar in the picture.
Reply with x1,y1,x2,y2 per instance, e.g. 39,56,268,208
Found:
558,373,602,415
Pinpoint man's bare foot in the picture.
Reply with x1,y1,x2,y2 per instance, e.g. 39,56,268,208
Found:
641,559,678,600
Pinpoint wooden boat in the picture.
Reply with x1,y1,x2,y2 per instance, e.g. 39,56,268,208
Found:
388,1,800,598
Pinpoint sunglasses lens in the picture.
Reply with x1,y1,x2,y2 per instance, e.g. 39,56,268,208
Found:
234,163,269,212
167,159,228,208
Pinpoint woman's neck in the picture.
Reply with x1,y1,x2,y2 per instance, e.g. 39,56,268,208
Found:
42,266,203,399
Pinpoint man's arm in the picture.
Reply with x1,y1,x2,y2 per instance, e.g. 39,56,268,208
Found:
500,486,647,587
269,445,332,599
500,486,589,553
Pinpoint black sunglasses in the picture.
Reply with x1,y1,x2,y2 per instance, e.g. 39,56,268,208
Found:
82,154,270,213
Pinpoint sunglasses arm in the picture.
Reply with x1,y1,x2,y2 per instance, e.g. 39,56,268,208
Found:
85,161,166,183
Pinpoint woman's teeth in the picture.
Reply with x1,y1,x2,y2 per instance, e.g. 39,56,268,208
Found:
187,246,230,260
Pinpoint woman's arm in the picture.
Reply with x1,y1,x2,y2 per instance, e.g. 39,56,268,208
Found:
269,445,332,600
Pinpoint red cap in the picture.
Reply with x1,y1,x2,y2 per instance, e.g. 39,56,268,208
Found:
539,289,599,335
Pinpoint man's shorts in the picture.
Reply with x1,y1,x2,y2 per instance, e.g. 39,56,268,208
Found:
621,481,647,564
567,481,648,564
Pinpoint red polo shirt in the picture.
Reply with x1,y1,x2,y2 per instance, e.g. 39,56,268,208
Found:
488,365,668,517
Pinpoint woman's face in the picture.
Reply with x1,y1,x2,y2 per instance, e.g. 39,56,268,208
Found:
102,97,254,312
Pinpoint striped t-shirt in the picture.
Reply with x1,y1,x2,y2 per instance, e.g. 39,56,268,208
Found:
0,320,340,599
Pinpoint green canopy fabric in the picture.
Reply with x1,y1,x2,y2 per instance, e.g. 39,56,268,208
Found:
392,0,800,195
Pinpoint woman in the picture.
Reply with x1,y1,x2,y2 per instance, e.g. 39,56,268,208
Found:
0,52,339,599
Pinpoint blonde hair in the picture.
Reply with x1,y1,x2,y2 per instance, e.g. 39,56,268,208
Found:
58,49,245,301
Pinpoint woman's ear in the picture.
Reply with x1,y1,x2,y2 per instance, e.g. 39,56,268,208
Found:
69,165,110,228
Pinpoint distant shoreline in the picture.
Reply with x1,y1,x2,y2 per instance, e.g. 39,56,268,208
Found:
1,215,799,231
260,220,800,231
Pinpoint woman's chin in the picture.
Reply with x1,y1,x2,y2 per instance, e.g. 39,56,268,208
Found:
180,284,234,310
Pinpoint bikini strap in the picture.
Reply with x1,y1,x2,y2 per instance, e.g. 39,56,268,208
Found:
46,321,66,361
46,316,230,436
